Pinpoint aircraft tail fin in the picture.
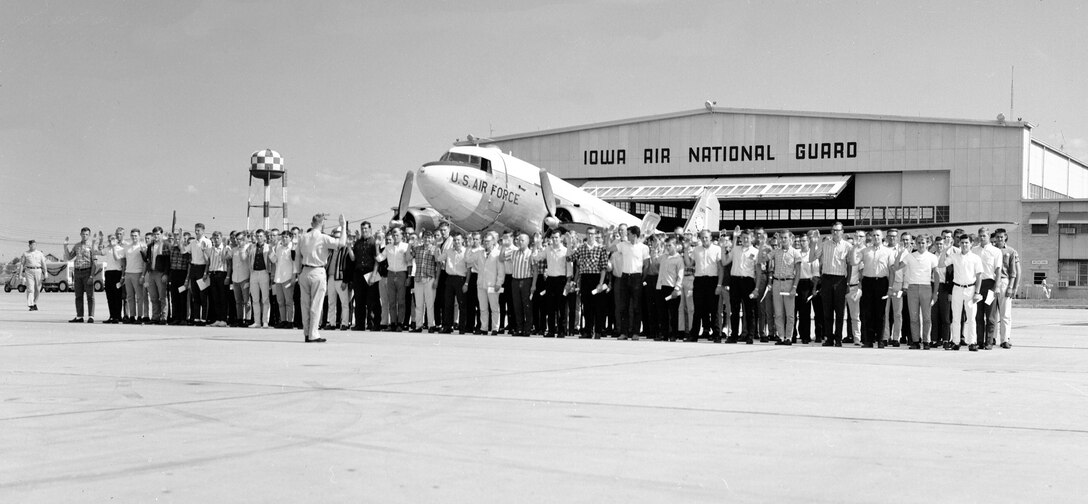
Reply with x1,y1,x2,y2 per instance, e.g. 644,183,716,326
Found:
640,212,661,235
683,189,720,235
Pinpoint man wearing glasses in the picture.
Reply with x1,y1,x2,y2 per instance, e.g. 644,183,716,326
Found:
808,223,853,347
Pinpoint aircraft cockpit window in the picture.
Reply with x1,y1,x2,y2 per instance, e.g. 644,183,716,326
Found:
438,152,485,170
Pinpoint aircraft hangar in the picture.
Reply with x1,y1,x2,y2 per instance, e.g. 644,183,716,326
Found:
466,106,1088,298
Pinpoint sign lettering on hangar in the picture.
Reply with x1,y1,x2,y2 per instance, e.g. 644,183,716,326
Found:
583,142,858,165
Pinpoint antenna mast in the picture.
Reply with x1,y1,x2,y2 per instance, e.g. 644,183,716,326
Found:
1010,65,1015,120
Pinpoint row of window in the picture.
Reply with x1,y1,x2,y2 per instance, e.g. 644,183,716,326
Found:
591,182,841,200
1058,260,1088,287
616,202,952,226
1032,223,1088,235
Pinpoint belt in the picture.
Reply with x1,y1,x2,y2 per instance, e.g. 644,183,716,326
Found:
303,264,324,268
848,283,859,287
822,273,845,277
954,282,973,288
773,277,794,281
25,266,41,269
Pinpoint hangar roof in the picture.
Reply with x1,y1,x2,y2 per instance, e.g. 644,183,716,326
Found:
463,107,1033,145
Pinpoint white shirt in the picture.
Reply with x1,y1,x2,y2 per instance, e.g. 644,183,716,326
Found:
273,244,296,283
902,250,938,285
476,248,505,288
543,246,570,277
103,244,125,271
860,245,894,277
972,244,1002,281
123,242,146,274
691,244,721,277
729,245,758,277
188,236,212,265
800,251,819,279
949,250,984,286
231,244,251,282
615,241,650,275
379,242,411,272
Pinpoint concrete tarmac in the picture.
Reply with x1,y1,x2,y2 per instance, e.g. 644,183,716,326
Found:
2,293,1087,503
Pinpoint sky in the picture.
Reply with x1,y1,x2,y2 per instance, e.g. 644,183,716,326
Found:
2,0,1087,262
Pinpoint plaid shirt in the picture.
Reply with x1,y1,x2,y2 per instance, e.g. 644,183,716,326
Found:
67,243,94,270
169,245,190,271
571,243,607,275
412,244,438,280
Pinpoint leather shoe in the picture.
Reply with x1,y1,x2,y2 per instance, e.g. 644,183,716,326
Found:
305,337,327,343
821,341,834,347
968,344,978,352
69,317,84,323
1000,342,1012,349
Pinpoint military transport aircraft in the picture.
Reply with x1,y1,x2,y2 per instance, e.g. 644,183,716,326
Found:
394,145,717,235
395,145,1012,238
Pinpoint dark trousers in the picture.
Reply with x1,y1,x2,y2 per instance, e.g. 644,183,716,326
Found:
729,276,756,339
614,273,643,337
511,278,533,334
975,278,996,346
188,264,208,321
690,276,719,338
643,274,659,337
932,283,952,343
73,268,95,317
168,270,188,322
820,274,847,344
105,270,123,320
467,272,479,330
434,270,447,327
443,274,466,331
209,271,229,322
544,276,567,335
795,278,818,342
659,286,680,339
579,275,604,336
758,276,775,337
532,275,547,333
352,270,370,329
500,274,513,331
861,276,888,345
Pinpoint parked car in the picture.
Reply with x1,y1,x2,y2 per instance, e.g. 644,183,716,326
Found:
42,261,105,292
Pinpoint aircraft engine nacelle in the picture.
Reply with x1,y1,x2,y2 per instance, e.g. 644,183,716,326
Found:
402,207,445,232
550,205,603,233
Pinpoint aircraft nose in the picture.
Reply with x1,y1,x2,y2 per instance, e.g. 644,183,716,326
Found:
417,164,484,224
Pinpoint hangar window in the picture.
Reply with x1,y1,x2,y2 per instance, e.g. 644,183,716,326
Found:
1033,272,1047,285
659,206,676,218
1059,260,1088,287
873,207,886,222
634,202,655,215
936,206,950,224
815,184,834,193
681,208,692,219
921,207,935,223
666,186,687,196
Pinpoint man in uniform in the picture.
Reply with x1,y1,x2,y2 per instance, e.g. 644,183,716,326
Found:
19,240,47,311
294,213,347,342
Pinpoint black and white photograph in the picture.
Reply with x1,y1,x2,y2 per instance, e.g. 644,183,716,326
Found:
2,1,1087,502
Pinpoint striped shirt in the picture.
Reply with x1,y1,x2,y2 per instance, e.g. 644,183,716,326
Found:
570,243,607,275
206,245,230,272
509,248,536,279
815,239,852,276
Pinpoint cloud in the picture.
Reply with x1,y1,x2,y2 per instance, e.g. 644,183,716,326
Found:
186,185,198,193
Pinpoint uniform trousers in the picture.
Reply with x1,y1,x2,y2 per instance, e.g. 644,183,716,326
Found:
690,276,719,338
950,284,978,344
147,271,169,321
73,268,95,318
443,274,467,331
477,287,500,332
819,274,847,344
413,277,436,328
994,278,1013,344
326,276,352,327
860,276,888,345
975,278,996,346
124,272,148,319
771,279,797,341
614,273,643,338
579,275,605,336
168,269,188,322
249,270,271,327
298,266,328,340
105,270,124,320
232,279,251,323
729,276,756,339
511,278,533,335
24,269,43,307
905,284,933,343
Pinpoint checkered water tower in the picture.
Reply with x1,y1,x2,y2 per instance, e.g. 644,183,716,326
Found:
247,149,288,231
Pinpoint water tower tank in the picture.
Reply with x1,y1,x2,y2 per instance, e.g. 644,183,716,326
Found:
250,148,285,181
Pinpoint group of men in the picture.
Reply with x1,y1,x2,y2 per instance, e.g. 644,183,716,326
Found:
28,216,1019,351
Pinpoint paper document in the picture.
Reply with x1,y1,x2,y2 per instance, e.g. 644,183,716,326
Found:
196,278,209,291
984,290,995,305
365,271,381,285
178,284,187,293
779,292,791,296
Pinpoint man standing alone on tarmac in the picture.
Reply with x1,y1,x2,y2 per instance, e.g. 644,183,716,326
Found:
19,240,47,311
295,213,347,343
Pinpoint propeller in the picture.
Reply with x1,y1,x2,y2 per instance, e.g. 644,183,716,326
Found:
396,171,415,220
539,167,560,228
